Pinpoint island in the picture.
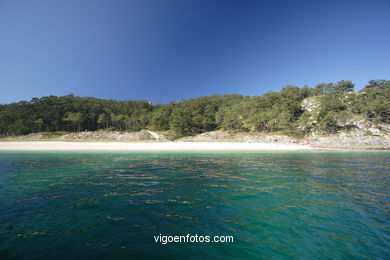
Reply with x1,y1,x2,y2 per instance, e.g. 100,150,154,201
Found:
1,80,389,150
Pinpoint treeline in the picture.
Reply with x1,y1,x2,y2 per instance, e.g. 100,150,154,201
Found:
0,80,389,137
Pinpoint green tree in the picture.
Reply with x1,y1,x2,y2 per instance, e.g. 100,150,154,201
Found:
216,106,244,131
34,119,44,132
333,80,354,93
150,105,172,131
97,113,110,129
64,112,84,131
317,111,340,133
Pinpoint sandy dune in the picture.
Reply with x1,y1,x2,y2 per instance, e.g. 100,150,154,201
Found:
0,141,312,151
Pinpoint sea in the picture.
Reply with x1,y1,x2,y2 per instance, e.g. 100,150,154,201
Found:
0,151,389,259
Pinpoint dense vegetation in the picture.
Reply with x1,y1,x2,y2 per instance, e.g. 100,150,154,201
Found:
1,80,389,137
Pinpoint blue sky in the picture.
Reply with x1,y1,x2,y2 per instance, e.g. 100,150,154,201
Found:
0,0,389,104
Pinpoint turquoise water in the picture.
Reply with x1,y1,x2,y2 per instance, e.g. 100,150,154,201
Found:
0,151,389,259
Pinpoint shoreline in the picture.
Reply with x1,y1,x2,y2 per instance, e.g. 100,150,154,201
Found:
0,141,312,151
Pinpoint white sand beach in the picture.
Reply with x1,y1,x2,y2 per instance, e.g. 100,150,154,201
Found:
0,141,312,151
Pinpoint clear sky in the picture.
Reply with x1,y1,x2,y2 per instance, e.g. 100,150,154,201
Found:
0,0,389,104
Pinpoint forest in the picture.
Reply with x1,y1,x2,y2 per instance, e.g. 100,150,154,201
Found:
1,80,389,137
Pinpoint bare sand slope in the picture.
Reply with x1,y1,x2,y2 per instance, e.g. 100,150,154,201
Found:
0,141,312,151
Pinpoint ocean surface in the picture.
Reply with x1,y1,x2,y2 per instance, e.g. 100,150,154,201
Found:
0,151,389,259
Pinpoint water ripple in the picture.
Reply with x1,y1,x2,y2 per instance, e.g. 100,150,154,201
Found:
0,151,389,259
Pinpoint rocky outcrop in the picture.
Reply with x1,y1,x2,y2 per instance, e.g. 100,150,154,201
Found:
302,131,390,149
178,131,301,145
301,96,321,114
297,95,390,148
0,130,168,142
178,130,390,149
1,129,389,149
